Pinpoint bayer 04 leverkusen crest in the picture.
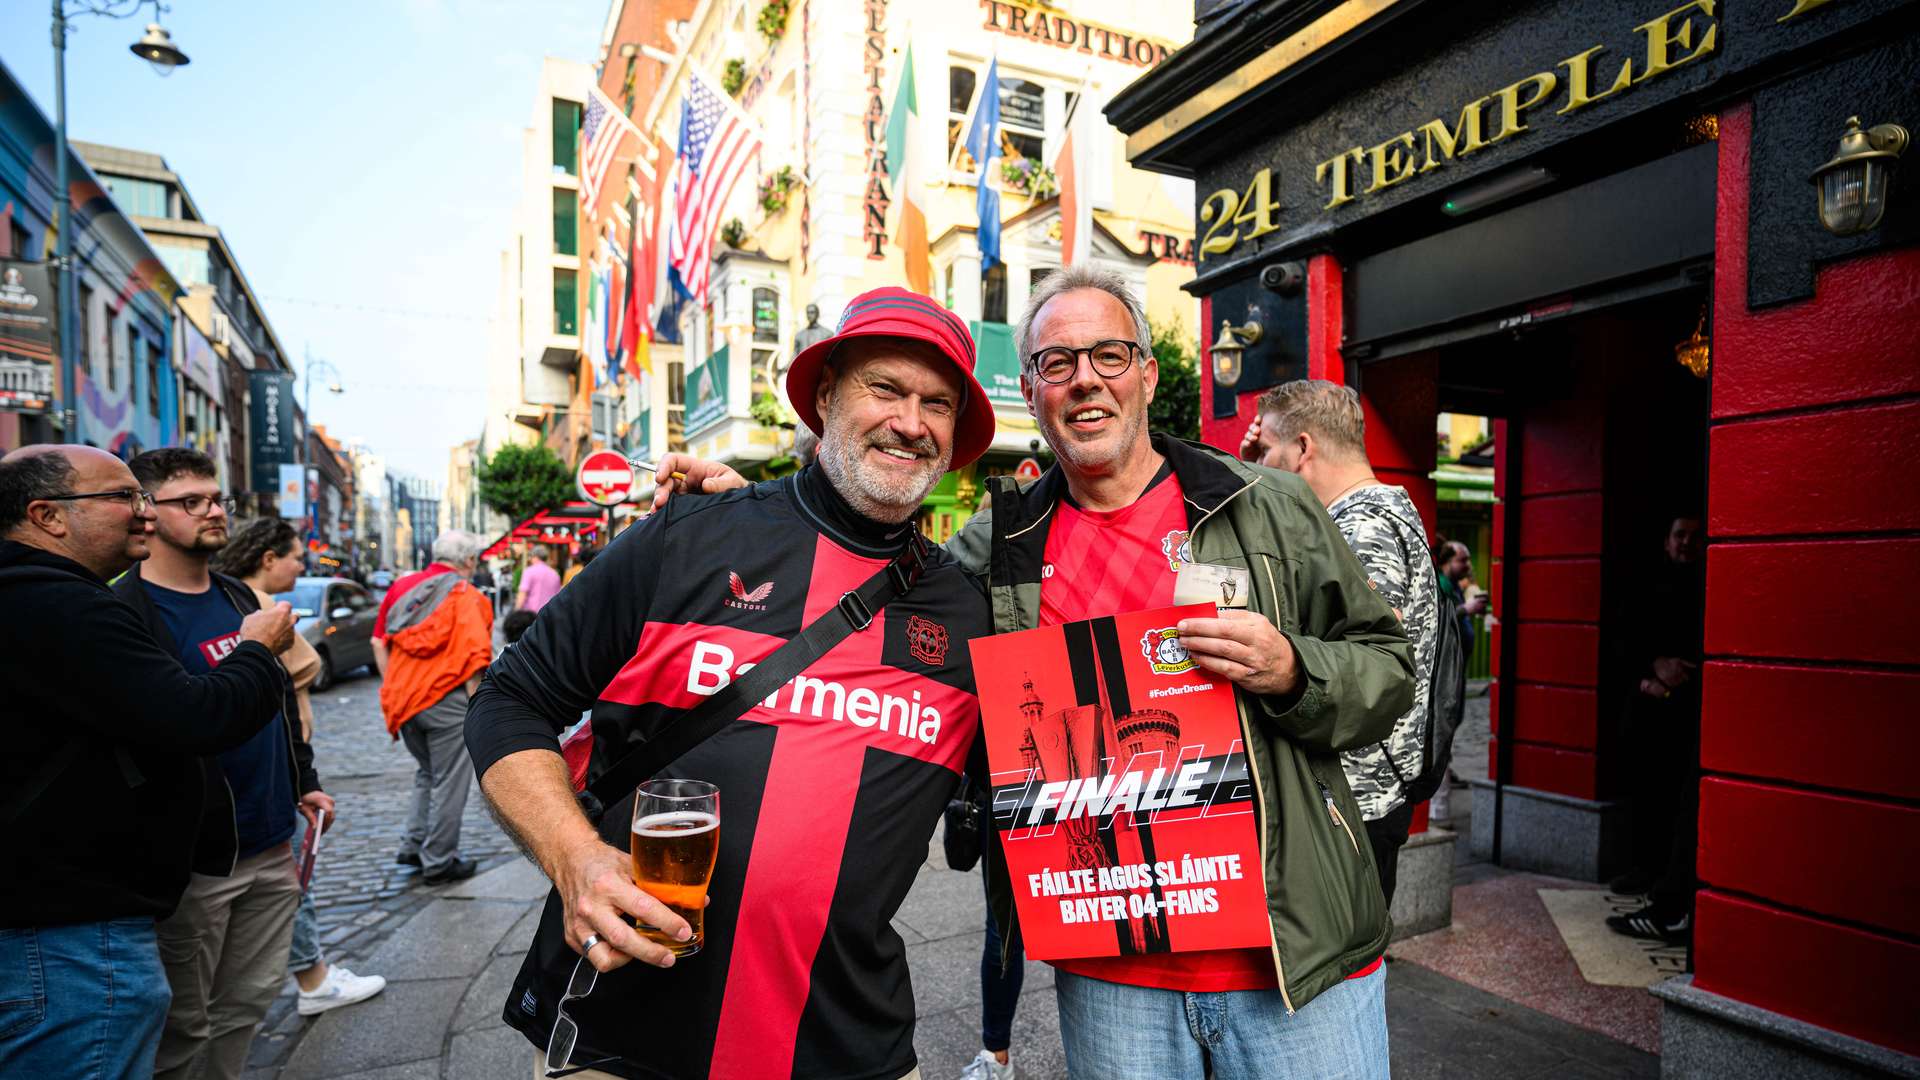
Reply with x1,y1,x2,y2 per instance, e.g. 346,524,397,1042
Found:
966,604,1268,962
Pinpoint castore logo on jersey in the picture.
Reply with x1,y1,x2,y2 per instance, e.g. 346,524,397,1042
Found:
725,572,775,611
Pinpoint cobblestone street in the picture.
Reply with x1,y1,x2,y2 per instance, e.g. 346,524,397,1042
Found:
244,669,521,1078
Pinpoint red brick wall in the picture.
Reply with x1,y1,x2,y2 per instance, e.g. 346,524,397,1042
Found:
1692,101,1920,1057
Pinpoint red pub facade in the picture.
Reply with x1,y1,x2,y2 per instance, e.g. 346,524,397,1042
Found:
1109,0,1919,1073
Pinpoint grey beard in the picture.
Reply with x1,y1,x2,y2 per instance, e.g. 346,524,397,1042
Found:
817,436,944,524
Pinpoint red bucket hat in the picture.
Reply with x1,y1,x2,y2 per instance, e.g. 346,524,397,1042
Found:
786,287,997,470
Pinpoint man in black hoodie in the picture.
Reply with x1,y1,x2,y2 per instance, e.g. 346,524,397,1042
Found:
0,444,294,1080
115,447,329,1080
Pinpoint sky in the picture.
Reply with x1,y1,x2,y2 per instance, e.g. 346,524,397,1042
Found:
0,0,607,482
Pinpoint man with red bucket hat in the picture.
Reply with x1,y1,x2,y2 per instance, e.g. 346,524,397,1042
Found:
466,286,997,1079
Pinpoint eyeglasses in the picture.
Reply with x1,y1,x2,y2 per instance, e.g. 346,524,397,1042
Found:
151,492,237,517
1027,339,1140,384
543,954,619,1077
47,488,155,512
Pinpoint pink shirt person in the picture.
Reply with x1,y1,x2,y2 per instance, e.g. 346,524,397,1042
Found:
515,552,562,613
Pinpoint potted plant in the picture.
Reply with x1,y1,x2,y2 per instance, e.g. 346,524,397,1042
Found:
758,165,797,214
1001,157,1058,199
722,58,748,96
756,0,791,41
719,218,749,249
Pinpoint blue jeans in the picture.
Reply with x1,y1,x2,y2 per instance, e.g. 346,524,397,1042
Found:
288,815,321,973
0,919,172,1080
1054,963,1389,1080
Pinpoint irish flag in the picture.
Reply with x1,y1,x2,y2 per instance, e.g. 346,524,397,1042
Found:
1055,85,1093,267
886,45,931,295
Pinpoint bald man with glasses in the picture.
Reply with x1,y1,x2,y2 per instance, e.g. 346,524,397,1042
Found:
0,444,295,1080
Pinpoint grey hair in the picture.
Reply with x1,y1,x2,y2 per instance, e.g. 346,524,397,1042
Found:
1014,264,1152,374
1256,379,1367,460
431,530,485,565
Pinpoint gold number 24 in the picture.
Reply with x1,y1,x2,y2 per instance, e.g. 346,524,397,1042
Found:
1199,168,1280,258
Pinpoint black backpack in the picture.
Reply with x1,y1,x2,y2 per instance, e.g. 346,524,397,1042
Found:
1400,569,1468,806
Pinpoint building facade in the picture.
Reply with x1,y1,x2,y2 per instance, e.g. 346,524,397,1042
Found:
74,140,302,519
594,0,1199,538
1110,0,1919,1072
0,62,180,456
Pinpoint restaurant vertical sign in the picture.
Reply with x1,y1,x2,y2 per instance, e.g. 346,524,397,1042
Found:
249,370,297,493
0,260,57,414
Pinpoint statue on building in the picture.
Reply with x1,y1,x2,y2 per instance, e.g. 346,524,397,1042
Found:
793,303,831,360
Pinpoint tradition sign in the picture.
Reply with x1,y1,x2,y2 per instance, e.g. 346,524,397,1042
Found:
577,448,636,506
969,604,1268,961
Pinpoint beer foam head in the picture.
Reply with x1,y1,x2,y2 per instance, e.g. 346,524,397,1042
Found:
633,810,719,836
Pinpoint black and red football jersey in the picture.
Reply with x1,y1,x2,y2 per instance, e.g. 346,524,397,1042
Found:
468,465,988,1080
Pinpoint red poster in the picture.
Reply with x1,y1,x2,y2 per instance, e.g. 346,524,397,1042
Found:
967,604,1268,962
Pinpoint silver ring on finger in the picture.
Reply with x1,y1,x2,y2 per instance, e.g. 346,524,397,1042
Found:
581,933,603,955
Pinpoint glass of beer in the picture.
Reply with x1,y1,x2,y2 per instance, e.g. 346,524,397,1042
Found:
629,778,720,957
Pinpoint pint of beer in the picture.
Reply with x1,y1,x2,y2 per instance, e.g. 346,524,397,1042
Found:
630,779,720,957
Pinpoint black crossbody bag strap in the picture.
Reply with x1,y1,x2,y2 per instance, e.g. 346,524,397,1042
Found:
579,528,932,817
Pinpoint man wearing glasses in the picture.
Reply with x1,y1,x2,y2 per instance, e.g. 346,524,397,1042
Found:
0,444,296,1080
657,265,1411,1079
109,448,330,1080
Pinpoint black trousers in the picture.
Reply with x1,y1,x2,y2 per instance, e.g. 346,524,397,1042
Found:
1365,799,1417,909
1624,688,1702,914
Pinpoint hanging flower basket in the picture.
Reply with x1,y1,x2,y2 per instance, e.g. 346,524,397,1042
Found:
756,0,791,41
721,58,748,97
758,165,797,214
719,218,748,249
1001,157,1058,199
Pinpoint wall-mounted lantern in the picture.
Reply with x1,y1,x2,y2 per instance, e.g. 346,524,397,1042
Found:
1811,116,1907,237
1209,320,1263,388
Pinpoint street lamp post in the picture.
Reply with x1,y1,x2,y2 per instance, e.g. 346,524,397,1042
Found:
49,1,189,443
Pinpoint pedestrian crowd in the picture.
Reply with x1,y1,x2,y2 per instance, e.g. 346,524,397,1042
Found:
1,269,1696,1080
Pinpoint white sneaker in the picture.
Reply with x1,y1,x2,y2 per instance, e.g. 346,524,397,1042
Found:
296,965,388,1016
958,1049,1015,1080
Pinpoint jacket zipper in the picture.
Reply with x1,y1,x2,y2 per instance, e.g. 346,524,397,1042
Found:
1192,485,1295,1014
1196,497,1295,1013
1317,778,1362,855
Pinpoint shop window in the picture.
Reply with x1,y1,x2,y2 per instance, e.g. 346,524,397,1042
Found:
948,64,1046,169
948,66,977,162
158,246,211,288
143,338,160,417
78,284,95,379
983,263,1007,324
102,175,168,218
552,98,583,176
553,269,579,337
752,287,779,343
998,78,1045,164
553,188,578,256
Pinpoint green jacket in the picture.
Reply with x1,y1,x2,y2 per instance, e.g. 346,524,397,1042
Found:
948,434,1414,1013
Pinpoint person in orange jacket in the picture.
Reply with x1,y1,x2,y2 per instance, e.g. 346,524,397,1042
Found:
373,530,494,884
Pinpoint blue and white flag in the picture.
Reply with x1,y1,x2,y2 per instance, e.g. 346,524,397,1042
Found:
964,59,1003,269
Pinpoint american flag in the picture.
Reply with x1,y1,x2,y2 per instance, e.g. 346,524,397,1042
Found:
581,87,641,218
668,70,762,306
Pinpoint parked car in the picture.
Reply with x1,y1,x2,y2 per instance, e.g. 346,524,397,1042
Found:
277,575,379,690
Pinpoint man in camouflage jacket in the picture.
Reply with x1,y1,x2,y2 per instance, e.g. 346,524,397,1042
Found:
1244,381,1440,906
